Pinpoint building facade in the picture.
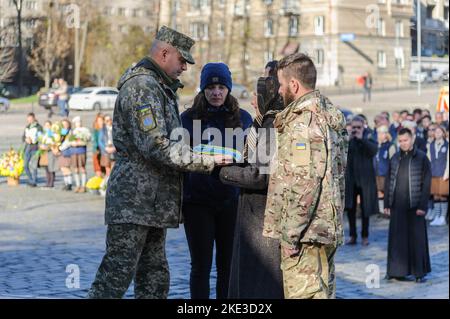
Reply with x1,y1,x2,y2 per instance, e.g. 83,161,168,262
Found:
160,0,414,89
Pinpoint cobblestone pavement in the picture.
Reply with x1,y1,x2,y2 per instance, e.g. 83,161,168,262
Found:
0,182,448,299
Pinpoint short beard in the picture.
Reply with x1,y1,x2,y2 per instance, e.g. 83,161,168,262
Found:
282,88,296,107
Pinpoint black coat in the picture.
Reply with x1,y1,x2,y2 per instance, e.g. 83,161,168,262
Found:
344,137,379,217
384,148,432,278
219,113,284,299
384,147,431,211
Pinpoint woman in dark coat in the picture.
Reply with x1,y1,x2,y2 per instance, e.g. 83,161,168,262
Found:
181,63,253,299
219,63,285,299
345,116,379,246
384,128,432,282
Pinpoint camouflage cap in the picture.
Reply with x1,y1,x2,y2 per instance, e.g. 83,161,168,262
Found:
156,26,196,64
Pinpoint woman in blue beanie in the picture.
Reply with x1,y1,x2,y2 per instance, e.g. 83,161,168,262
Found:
181,62,253,299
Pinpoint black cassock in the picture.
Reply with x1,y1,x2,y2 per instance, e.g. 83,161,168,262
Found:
387,151,431,278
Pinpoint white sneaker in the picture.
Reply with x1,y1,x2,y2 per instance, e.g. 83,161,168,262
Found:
430,216,447,226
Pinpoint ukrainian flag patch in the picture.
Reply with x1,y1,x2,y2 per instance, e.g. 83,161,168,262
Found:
296,142,307,150
137,104,157,132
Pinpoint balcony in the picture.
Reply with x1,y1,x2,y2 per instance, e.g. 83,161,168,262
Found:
280,0,300,15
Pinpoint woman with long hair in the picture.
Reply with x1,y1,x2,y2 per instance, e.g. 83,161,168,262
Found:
181,63,253,299
92,113,105,177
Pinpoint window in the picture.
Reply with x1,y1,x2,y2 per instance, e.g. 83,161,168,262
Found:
104,7,113,16
190,22,208,40
25,1,37,10
218,0,226,8
118,25,128,33
24,19,36,29
314,16,324,35
217,22,225,38
288,16,298,37
426,5,435,19
132,9,141,17
377,18,385,36
315,49,324,67
174,0,181,12
394,47,405,69
377,51,387,68
395,20,404,38
264,51,274,64
203,24,209,40
264,0,273,5
190,0,209,10
118,8,127,16
264,19,274,37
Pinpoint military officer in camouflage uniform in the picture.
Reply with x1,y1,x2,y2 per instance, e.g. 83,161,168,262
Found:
88,26,231,299
263,53,347,299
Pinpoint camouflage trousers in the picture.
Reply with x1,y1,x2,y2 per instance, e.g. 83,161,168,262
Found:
281,243,337,299
87,224,169,299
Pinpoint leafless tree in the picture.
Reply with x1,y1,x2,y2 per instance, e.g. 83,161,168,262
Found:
0,29,18,83
89,49,117,86
11,0,23,93
27,19,71,89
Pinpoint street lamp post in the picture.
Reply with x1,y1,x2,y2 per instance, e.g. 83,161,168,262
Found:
417,0,421,96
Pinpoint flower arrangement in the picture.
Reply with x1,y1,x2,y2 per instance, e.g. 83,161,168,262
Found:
38,121,64,148
69,127,92,144
0,147,24,179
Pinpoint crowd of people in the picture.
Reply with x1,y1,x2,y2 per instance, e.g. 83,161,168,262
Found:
344,108,449,232
22,112,116,193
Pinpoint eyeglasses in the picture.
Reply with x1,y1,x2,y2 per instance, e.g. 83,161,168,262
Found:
352,126,362,129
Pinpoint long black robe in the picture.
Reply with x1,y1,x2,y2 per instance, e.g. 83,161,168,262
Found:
219,114,284,299
387,151,431,278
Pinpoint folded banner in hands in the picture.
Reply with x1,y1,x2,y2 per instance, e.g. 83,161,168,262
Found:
193,144,242,162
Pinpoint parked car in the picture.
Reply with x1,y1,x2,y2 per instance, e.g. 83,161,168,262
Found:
409,70,428,83
425,69,441,83
441,70,449,82
38,89,59,109
232,83,250,99
68,87,119,111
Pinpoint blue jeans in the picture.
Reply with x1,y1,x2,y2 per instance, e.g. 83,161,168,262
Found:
58,99,68,117
24,145,38,184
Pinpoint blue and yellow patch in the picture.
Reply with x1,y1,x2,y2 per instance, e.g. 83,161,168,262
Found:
296,142,307,150
137,104,157,132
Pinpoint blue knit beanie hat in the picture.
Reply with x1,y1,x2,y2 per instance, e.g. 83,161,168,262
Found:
200,63,232,92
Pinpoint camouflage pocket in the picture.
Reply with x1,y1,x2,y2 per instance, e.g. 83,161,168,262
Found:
136,104,157,132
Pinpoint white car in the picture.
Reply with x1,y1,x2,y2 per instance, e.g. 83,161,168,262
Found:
409,70,428,83
68,87,118,111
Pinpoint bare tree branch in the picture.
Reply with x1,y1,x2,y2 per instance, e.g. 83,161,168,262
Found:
0,28,18,83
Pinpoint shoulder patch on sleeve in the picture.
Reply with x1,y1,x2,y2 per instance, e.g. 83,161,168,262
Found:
136,104,157,132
